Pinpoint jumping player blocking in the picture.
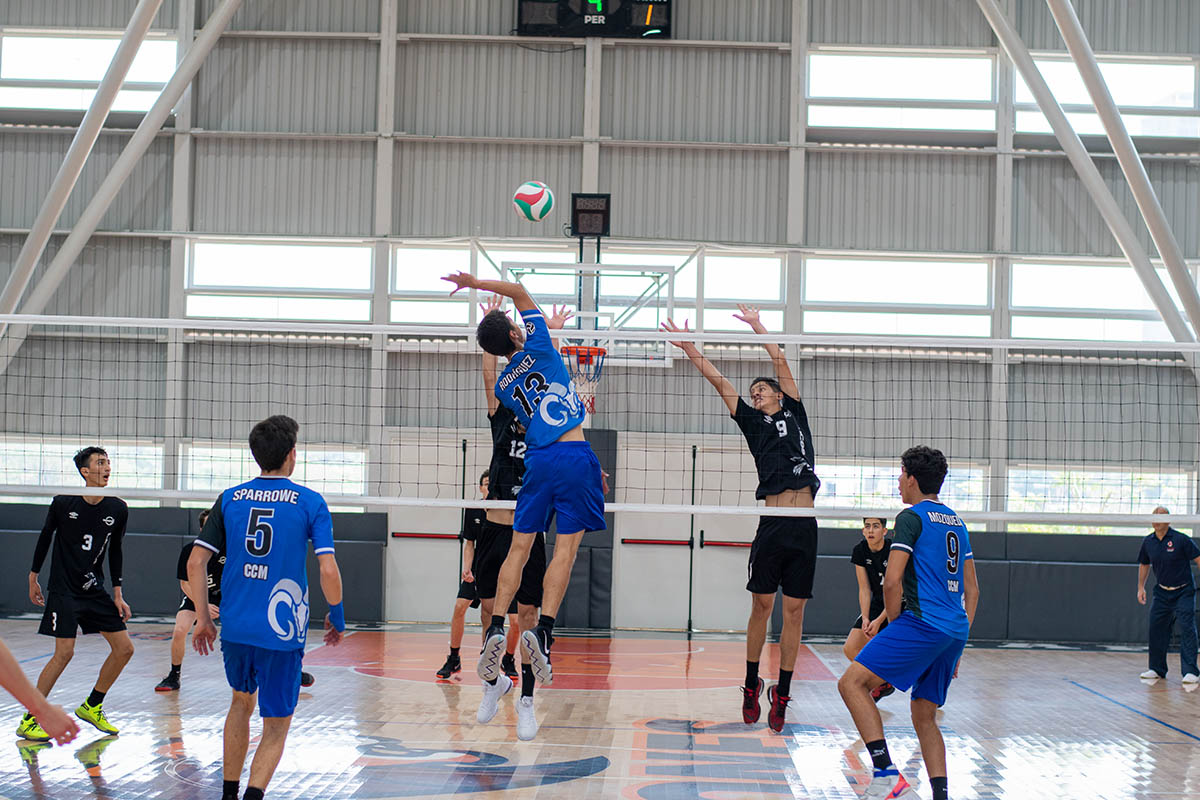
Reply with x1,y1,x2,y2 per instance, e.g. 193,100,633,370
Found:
837,446,980,800
442,272,606,702
663,306,819,733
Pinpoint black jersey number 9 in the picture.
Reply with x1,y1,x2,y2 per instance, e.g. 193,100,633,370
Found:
511,372,549,417
246,508,274,557
945,530,960,573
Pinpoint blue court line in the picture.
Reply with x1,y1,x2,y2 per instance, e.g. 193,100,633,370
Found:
1069,680,1200,743
17,653,51,664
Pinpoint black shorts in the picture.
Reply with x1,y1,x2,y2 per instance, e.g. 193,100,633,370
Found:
179,595,219,614
474,520,546,608
456,579,481,609
746,515,817,599
39,592,125,638
852,603,887,630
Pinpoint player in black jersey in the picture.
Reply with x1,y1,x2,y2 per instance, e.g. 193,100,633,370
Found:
19,447,134,741
473,294,554,740
843,518,897,702
664,306,819,734
437,471,519,680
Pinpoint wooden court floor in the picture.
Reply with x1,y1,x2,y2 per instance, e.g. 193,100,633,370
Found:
0,618,1195,799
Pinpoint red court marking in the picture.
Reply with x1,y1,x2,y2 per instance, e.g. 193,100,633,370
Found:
306,632,836,690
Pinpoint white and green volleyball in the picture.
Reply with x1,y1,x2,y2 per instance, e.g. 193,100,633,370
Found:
512,181,554,222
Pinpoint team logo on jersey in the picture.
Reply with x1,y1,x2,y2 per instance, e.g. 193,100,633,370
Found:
790,456,811,477
1168,541,1175,551
525,321,536,335
68,511,78,519
538,381,583,426
102,516,114,527
267,578,310,643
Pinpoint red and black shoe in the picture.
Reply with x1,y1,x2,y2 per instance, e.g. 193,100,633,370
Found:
870,682,895,703
766,684,790,733
741,677,764,724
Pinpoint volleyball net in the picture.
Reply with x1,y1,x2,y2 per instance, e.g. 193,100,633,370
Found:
0,312,1196,534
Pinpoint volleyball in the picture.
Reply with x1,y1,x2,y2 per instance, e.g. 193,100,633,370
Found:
512,180,554,222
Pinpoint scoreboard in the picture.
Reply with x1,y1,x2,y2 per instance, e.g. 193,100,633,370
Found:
517,0,672,38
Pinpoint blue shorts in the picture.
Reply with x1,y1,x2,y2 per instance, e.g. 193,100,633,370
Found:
221,640,304,718
514,440,606,535
854,612,966,707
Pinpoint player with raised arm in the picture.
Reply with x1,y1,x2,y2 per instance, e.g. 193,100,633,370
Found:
188,415,345,800
662,305,819,733
837,446,980,800
472,295,570,740
442,272,606,723
20,447,134,741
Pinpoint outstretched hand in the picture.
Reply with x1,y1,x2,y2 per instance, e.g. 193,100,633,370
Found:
661,318,693,350
733,304,763,329
479,294,506,318
192,617,217,655
443,271,477,295
546,305,574,330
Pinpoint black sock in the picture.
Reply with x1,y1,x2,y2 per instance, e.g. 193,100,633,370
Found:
537,614,555,632
86,689,105,707
930,777,948,800
522,664,535,697
490,615,505,629
449,647,460,659
777,669,793,697
243,788,264,800
486,677,497,686
222,779,239,799
169,663,181,677
745,660,759,691
866,739,893,771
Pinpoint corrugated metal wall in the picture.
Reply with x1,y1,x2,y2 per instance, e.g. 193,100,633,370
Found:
1013,158,1200,258
0,133,173,232
195,39,379,134
192,138,375,235
0,0,176,29
601,47,790,143
600,147,788,243
673,0,791,43
197,0,380,33
397,0,517,36
806,152,994,252
397,41,584,139
1014,0,1200,54
810,0,994,47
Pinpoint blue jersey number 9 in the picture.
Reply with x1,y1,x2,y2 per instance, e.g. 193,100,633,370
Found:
945,530,960,574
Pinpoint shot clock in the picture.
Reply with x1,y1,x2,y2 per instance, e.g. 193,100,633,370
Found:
517,0,671,38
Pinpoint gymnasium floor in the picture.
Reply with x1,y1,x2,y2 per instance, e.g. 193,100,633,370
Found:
0,618,1192,800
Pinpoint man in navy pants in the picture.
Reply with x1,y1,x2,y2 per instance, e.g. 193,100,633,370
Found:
1137,507,1200,684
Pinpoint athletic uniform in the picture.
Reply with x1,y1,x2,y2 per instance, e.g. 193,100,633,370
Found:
196,476,335,718
31,496,129,638
176,542,225,613
732,394,819,598
475,404,545,608
851,538,893,629
456,508,486,610
855,500,972,706
495,307,605,536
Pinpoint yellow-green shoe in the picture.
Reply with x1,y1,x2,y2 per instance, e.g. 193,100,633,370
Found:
15,714,50,742
75,702,118,735
17,740,51,766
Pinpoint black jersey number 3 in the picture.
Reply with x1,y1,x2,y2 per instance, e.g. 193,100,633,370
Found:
246,508,274,557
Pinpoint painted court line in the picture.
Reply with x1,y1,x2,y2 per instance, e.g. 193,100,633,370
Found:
1069,680,1200,743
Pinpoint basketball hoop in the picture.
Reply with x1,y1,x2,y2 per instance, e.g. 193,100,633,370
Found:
561,344,607,414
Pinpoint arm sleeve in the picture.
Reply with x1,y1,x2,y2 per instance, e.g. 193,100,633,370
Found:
1186,536,1200,561
891,509,922,554
518,308,555,355
108,507,127,587
781,392,810,425
961,527,974,560
30,499,57,574
196,495,226,555
309,496,335,555
1137,540,1150,565
730,398,758,436
850,542,866,566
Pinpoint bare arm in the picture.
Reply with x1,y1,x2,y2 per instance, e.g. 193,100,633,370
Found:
1137,563,1151,604
854,565,873,624
963,558,980,627
734,304,799,400
319,552,343,607
188,546,217,654
0,638,78,744
882,549,909,622
462,539,476,581
662,319,739,415
444,273,536,313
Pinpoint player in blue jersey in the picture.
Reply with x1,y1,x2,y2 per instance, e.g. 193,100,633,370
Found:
443,272,607,722
188,415,346,800
837,446,980,800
